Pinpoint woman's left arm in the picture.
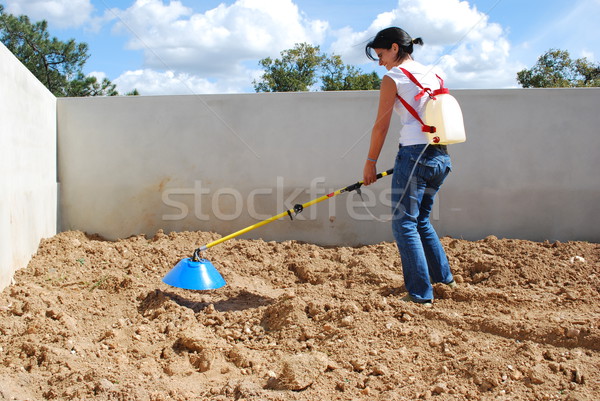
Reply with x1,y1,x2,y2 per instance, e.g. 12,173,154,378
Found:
363,75,397,185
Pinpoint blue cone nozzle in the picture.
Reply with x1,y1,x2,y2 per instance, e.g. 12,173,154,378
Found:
162,258,226,290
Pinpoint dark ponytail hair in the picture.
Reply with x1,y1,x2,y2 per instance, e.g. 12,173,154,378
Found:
365,27,423,61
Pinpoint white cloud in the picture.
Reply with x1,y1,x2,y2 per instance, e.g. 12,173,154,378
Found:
88,70,107,80
580,50,595,62
4,0,94,28
113,68,260,95
329,0,521,88
108,0,328,77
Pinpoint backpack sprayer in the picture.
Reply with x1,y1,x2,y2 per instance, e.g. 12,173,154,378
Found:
397,67,466,146
162,68,466,291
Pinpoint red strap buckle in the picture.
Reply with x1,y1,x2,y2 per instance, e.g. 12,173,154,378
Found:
415,88,434,101
422,125,436,133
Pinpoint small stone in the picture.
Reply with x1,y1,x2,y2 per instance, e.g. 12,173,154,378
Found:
400,313,412,322
275,352,329,391
479,377,499,391
323,323,335,332
429,331,444,347
437,365,449,375
528,366,545,384
572,367,585,384
433,383,448,394
95,378,114,392
565,292,578,301
350,359,367,372
569,256,585,264
371,364,388,376
228,346,253,369
510,369,523,381
566,328,580,339
189,349,214,372
325,360,340,371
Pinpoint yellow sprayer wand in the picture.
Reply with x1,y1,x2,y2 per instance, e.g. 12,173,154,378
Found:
162,168,393,290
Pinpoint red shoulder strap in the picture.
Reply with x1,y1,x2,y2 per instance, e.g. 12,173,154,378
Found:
399,67,448,100
395,94,435,133
396,67,449,133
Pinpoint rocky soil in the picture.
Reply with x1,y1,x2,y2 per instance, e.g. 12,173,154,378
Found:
1,230,599,400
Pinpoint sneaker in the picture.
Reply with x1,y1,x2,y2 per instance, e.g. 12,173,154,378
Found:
445,280,458,289
401,294,433,307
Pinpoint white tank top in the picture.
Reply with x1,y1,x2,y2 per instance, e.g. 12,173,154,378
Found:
385,60,445,146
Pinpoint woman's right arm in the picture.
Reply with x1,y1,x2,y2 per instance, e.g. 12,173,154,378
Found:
363,75,397,185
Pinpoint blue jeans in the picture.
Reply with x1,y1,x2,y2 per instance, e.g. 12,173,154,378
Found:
391,144,453,302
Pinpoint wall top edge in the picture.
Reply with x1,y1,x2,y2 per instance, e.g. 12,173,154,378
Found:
56,87,600,103
0,42,56,101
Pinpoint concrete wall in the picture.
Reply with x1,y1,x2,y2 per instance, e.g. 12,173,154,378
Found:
0,42,57,291
57,91,399,247
57,88,600,248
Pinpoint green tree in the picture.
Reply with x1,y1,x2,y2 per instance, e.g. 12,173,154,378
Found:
321,54,380,91
66,73,118,97
253,43,326,92
574,58,600,87
253,43,381,92
517,48,600,88
0,5,133,96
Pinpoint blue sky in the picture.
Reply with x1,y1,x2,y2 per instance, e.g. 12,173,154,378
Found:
2,0,599,95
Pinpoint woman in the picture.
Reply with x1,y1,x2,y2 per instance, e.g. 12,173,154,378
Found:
363,27,456,306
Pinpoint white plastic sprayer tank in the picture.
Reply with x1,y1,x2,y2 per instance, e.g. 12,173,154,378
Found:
424,94,466,145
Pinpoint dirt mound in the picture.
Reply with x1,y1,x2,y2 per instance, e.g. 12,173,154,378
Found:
1,230,599,400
